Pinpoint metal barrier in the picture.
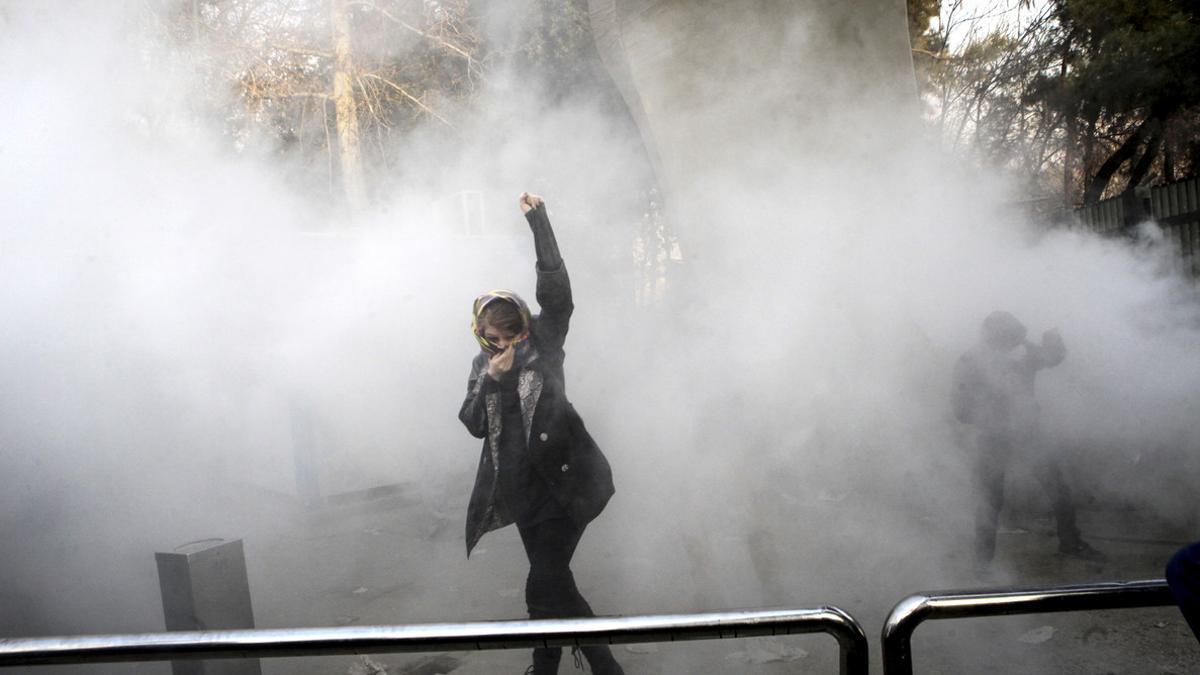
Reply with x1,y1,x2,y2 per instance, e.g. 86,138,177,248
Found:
881,579,1174,675
0,606,868,674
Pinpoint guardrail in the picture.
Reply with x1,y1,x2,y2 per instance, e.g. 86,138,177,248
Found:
8,580,1179,673
881,579,1174,675
0,606,869,674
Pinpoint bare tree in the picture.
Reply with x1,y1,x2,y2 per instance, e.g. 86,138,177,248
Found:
331,0,366,211
167,0,483,210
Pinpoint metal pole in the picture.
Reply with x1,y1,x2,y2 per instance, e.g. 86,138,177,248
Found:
824,606,870,675
0,606,868,675
881,579,1174,675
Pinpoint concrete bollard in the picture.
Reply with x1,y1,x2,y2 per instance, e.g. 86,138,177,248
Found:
155,539,262,675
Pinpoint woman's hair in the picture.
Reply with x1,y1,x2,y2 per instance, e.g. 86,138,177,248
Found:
479,299,525,335
471,290,530,352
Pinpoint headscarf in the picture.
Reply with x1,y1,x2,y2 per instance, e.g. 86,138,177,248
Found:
470,290,531,353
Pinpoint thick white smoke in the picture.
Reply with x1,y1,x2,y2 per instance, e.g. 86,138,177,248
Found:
0,1,1197,673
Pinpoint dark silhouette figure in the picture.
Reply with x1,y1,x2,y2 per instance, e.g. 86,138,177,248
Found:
1167,540,1200,641
952,311,1105,568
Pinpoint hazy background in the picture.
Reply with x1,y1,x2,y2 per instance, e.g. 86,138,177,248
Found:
0,0,1198,672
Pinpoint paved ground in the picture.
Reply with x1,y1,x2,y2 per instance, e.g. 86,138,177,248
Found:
13,473,1193,675
224,479,1199,675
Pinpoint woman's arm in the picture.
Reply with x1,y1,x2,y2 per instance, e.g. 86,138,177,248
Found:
520,192,563,272
519,193,573,352
458,354,492,439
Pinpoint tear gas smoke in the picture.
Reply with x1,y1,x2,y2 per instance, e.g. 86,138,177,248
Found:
0,2,1197,674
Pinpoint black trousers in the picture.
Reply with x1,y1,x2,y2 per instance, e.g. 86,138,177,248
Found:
517,517,621,674
973,432,1081,563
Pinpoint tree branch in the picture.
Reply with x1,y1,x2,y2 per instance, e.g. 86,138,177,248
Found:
267,42,332,59
360,73,454,128
351,1,476,66
911,47,949,61
1084,115,1156,205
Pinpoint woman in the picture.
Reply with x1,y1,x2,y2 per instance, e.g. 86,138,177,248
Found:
458,193,622,675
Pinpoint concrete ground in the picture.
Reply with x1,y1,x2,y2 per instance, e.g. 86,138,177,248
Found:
18,475,1193,675
220,482,1198,675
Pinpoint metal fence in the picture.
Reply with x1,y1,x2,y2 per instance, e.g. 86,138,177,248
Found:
1074,177,1200,275
1151,178,1200,275
0,606,869,675
3,580,1186,673
880,579,1175,675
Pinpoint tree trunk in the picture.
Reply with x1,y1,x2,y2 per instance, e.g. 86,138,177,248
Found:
331,0,367,213
1125,124,1163,193
1063,114,1076,207
1077,107,1099,204
1060,36,1073,209
1083,115,1154,205
1163,136,1176,183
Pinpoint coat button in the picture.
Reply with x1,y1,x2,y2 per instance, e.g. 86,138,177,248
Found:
560,463,569,472
539,432,549,442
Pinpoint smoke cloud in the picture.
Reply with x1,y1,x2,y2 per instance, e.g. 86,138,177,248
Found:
1,1,1197,673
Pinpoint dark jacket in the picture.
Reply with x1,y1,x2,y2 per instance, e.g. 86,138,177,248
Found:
952,334,1066,439
458,207,615,556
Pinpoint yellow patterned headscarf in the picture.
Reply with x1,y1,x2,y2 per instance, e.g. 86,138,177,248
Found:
471,290,531,353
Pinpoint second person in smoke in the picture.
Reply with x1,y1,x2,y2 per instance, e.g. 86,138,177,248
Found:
458,193,623,675
952,311,1105,569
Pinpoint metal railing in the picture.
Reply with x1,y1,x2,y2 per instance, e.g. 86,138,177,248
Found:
0,606,868,675
881,579,1175,675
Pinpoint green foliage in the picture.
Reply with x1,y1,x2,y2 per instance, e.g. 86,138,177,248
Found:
908,0,946,94
1040,0,1200,201
917,0,1200,205
908,0,942,53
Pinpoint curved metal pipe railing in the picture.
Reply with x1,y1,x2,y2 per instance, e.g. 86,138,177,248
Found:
0,606,869,675
881,579,1174,675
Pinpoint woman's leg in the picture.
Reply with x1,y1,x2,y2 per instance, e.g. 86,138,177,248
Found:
519,517,590,618
518,517,623,674
517,517,580,674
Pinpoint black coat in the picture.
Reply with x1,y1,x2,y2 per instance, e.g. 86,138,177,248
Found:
458,260,615,556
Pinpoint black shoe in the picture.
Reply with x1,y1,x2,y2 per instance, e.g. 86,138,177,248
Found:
1059,540,1107,562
